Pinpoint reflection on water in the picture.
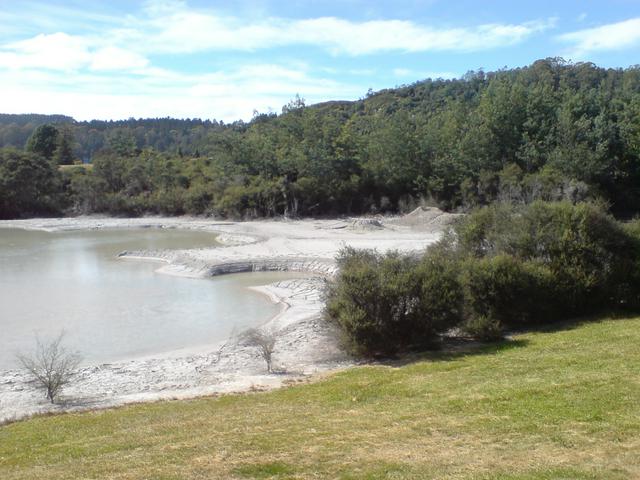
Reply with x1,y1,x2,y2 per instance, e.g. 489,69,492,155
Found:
0,228,297,370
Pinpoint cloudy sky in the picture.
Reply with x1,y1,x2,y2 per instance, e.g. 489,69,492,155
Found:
0,0,639,122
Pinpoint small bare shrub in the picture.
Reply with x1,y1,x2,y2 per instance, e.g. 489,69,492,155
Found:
241,328,277,373
17,333,82,404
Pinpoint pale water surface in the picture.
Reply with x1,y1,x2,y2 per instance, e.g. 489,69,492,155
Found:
0,228,297,370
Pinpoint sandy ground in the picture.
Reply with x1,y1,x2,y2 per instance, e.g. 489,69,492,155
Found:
0,208,459,423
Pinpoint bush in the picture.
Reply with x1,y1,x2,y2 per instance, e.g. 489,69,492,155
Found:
150,188,186,215
462,315,503,341
411,246,464,337
0,148,63,218
184,183,215,215
325,248,413,356
460,255,555,330
454,201,636,313
325,247,463,356
326,202,640,357
98,192,145,216
17,333,82,404
618,219,640,310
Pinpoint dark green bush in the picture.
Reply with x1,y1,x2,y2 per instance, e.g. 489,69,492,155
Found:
0,149,62,218
325,246,463,356
150,188,186,215
618,220,640,310
325,248,414,356
454,201,635,313
184,183,215,215
412,247,464,336
461,315,503,341
326,202,640,357
460,255,555,330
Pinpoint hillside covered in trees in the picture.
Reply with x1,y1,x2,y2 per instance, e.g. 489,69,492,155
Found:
1,58,639,219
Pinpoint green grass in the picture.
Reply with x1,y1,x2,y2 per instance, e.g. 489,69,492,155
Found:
2,317,640,479
58,163,93,171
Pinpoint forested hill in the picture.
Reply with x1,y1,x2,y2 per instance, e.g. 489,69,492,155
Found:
0,115,227,160
0,114,74,126
1,58,640,219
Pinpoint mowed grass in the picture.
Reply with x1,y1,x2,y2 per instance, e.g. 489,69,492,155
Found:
58,164,93,171
2,317,640,479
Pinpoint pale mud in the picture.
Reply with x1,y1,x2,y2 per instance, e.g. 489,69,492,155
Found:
0,208,457,423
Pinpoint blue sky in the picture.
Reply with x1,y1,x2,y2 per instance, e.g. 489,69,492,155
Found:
0,0,639,121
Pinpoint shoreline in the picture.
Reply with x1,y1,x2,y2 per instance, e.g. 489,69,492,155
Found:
0,209,456,423
0,276,345,424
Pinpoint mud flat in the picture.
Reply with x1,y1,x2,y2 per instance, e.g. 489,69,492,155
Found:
0,208,457,422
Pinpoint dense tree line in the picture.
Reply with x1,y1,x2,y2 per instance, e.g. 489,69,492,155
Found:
0,115,227,161
1,58,639,219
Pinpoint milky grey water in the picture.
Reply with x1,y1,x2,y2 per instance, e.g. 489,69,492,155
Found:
0,228,294,370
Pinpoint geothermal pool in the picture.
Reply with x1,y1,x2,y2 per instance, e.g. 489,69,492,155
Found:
0,228,295,370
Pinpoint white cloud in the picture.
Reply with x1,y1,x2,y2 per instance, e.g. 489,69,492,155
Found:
0,1,556,121
2,4,549,78
392,68,457,79
0,32,90,71
90,47,149,71
0,32,151,73
130,8,555,55
0,63,359,121
393,68,412,77
235,64,308,81
0,2,123,39
142,0,186,15
307,18,553,55
0,3,554,73
558,17,640,57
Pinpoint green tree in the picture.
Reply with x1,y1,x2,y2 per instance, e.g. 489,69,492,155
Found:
53,126,75,165
0,148,61,218
25,124,59,161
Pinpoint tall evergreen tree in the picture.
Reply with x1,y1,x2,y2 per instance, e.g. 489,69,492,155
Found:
25,124,59,161
53,126,74,165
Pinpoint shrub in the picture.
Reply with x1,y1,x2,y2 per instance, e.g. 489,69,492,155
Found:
325,247,463,356
453,201,636,314
460,255,555,330
325,248,413,356
411,246,464,338
327,202,640,357
0,149,63,218
241,328,277,373
618,219,640,310
17,333,82,404
151,188,186,215
184,183,215,215
462,315,503,341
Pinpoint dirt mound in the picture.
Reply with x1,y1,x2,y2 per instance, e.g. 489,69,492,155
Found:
387,207,463,231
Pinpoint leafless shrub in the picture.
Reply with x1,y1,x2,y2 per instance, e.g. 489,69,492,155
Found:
241,328,277,373
17,332,82,404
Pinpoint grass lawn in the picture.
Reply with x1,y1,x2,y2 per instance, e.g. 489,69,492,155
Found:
58,164,93,171
1,317,639,479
